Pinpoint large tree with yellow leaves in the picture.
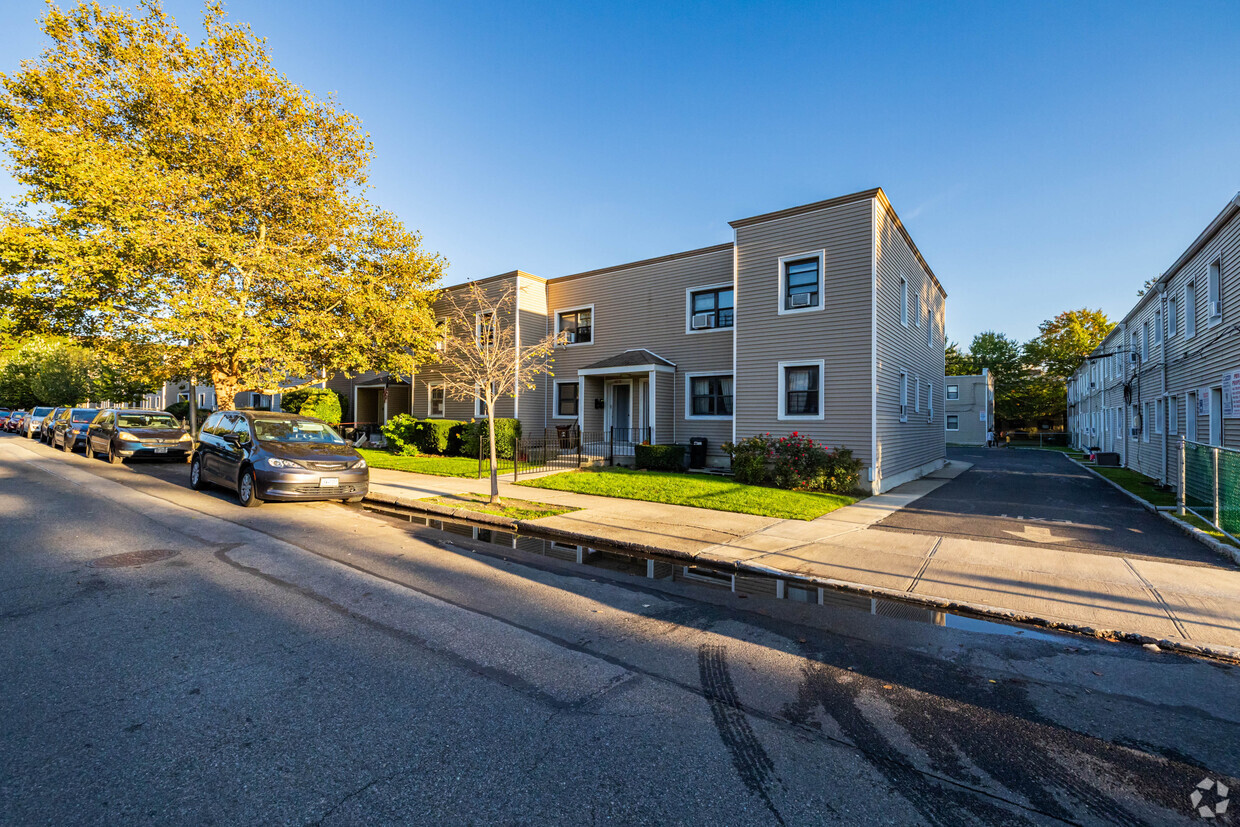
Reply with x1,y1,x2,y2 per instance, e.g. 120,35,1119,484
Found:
0,1,441,409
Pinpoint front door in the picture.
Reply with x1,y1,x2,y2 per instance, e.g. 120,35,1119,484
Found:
612,383,631,435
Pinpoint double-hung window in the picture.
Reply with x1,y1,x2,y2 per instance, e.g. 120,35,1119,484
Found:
1169,396,1178,435
427,381,445,417
688,375,733,418
779,252,823,312
778,361,823,419
914,375,921,413
1185,282,1197,338
475,382,498,417
1156,398,1165,435
899,372,909,422
1168,295,1178,337
946,384,959,401
554,381,579,418
476,312,496,348
688,286,734,331
1141,321,1149,360
557,307,593,345
1208,257,1223,322
900,278,909,326
946,414,959,431
1154,307,1162,344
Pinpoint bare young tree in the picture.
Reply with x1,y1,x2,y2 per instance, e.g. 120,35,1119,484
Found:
437,281,564,504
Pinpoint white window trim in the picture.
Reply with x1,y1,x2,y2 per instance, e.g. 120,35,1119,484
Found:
899,371,909,423
1207,256,1223,326
1154,306,1163,344
900,277,909,327
946,384,959,401
946,414,959,431
552,378,581,420
475,382,499,418
1155,398,1164,435
1143,402,1152,442
914,374,921,413
1167,296,1177,338
926,381,933,422
684,282,733,335
684,372,734,420
1169,395,1178,435
777,359,825,421
776,250,826,316
426,380,445,418
553,303,595,347
475,311,496,346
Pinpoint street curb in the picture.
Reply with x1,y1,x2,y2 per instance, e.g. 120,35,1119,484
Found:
1063,455,1240,566
360,491,1240,664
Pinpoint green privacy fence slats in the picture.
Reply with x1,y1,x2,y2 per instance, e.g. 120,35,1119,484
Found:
1183,440,1240,537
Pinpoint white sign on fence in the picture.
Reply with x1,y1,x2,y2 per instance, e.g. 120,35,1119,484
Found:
1224,370,1240,418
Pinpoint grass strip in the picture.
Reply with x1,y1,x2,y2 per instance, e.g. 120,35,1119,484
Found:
421,492,577,521
517,467,858,521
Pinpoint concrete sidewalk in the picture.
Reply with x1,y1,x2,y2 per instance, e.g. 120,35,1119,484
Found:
364,463,1240,659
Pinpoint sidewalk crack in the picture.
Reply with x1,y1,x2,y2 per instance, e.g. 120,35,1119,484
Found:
1123,558,1192,640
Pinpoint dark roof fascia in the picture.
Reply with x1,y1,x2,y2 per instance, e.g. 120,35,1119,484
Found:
550,243,734,285
727,187,882,229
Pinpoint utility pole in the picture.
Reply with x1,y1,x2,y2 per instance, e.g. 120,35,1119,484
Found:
188,378,198,436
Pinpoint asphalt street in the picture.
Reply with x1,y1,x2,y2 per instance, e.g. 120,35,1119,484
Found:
2,432,1239,825
876,447,1230,567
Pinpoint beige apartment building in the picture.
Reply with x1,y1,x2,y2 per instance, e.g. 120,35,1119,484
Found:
945,370,994,446
332,188,949,493
1068,192,1240,482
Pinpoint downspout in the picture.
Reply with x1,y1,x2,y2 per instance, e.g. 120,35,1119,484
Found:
1158,284,1169,486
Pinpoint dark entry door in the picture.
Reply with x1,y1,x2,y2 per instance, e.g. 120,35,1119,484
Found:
612,384,631,434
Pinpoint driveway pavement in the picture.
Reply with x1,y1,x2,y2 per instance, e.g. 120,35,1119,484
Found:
875,447,1223,566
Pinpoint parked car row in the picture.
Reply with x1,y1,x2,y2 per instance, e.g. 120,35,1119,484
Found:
2,405,368,508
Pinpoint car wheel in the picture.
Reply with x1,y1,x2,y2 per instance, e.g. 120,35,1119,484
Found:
189,456,207,491
61,436,72,453
237,467,262,508
107,443,123,465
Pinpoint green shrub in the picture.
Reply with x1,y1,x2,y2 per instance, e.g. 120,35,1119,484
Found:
635,443,687,471
722,435,771,485
413,419,464,454
380,413,420,456
723,432,862,494
280,387,344,424
462,418,522,459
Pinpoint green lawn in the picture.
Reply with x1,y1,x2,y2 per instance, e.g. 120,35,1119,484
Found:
516,467,858,520
421,493,576,521
358,448,487,478
1090,465,1177,507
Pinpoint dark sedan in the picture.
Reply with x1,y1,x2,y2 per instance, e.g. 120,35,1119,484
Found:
52,407,101,453
7,411,27,432
190,411,368,507
40,407,68,444
87,409,194,464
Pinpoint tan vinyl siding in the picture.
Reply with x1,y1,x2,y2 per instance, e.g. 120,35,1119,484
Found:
873,200,948,486
733,197,876,469
546,245,734,462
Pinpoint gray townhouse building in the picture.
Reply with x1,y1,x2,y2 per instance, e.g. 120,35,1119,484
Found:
331,187,949,493
1068,191,1240,484
945,370,994,446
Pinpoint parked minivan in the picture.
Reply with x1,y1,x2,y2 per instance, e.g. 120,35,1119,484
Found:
190,410,367,507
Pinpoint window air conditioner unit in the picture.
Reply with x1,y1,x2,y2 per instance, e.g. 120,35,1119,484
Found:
789,293,812,308
1210,300,1223,317
691,313,715,330
564,330,577,344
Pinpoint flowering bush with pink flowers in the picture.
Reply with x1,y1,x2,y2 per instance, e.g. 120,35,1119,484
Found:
722,432,862,494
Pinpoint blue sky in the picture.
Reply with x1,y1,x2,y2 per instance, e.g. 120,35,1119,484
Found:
2,0,1238,345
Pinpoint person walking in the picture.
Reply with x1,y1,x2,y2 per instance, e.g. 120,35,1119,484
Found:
986,428,995,448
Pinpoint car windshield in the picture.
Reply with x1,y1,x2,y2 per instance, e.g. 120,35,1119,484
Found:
117,413,180,429
32,407,52,416
253,418,345,445
71,410,97,422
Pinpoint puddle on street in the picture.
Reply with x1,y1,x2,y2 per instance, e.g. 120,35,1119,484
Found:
360,503,1076,646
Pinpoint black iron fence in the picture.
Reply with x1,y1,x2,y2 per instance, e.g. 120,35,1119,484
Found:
475,426,654,480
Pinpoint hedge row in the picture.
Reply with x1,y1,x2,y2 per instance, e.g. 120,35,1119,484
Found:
379,414,522,459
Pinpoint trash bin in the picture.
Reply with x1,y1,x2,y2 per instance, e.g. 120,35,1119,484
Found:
689,437,708,469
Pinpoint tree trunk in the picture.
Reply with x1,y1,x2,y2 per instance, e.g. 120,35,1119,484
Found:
487,402,501,505
212,370,241,411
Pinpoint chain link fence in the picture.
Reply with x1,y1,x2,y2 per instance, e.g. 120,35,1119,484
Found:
1181,439,1240,541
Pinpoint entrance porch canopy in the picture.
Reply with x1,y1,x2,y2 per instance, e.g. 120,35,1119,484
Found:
577,348,676,376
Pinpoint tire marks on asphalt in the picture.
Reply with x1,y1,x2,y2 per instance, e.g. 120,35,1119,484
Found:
697,644,785,825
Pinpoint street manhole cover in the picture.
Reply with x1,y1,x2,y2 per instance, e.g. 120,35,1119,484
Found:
90,549,179,568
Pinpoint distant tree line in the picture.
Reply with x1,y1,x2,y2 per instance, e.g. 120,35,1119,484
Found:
948,308,1114,429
